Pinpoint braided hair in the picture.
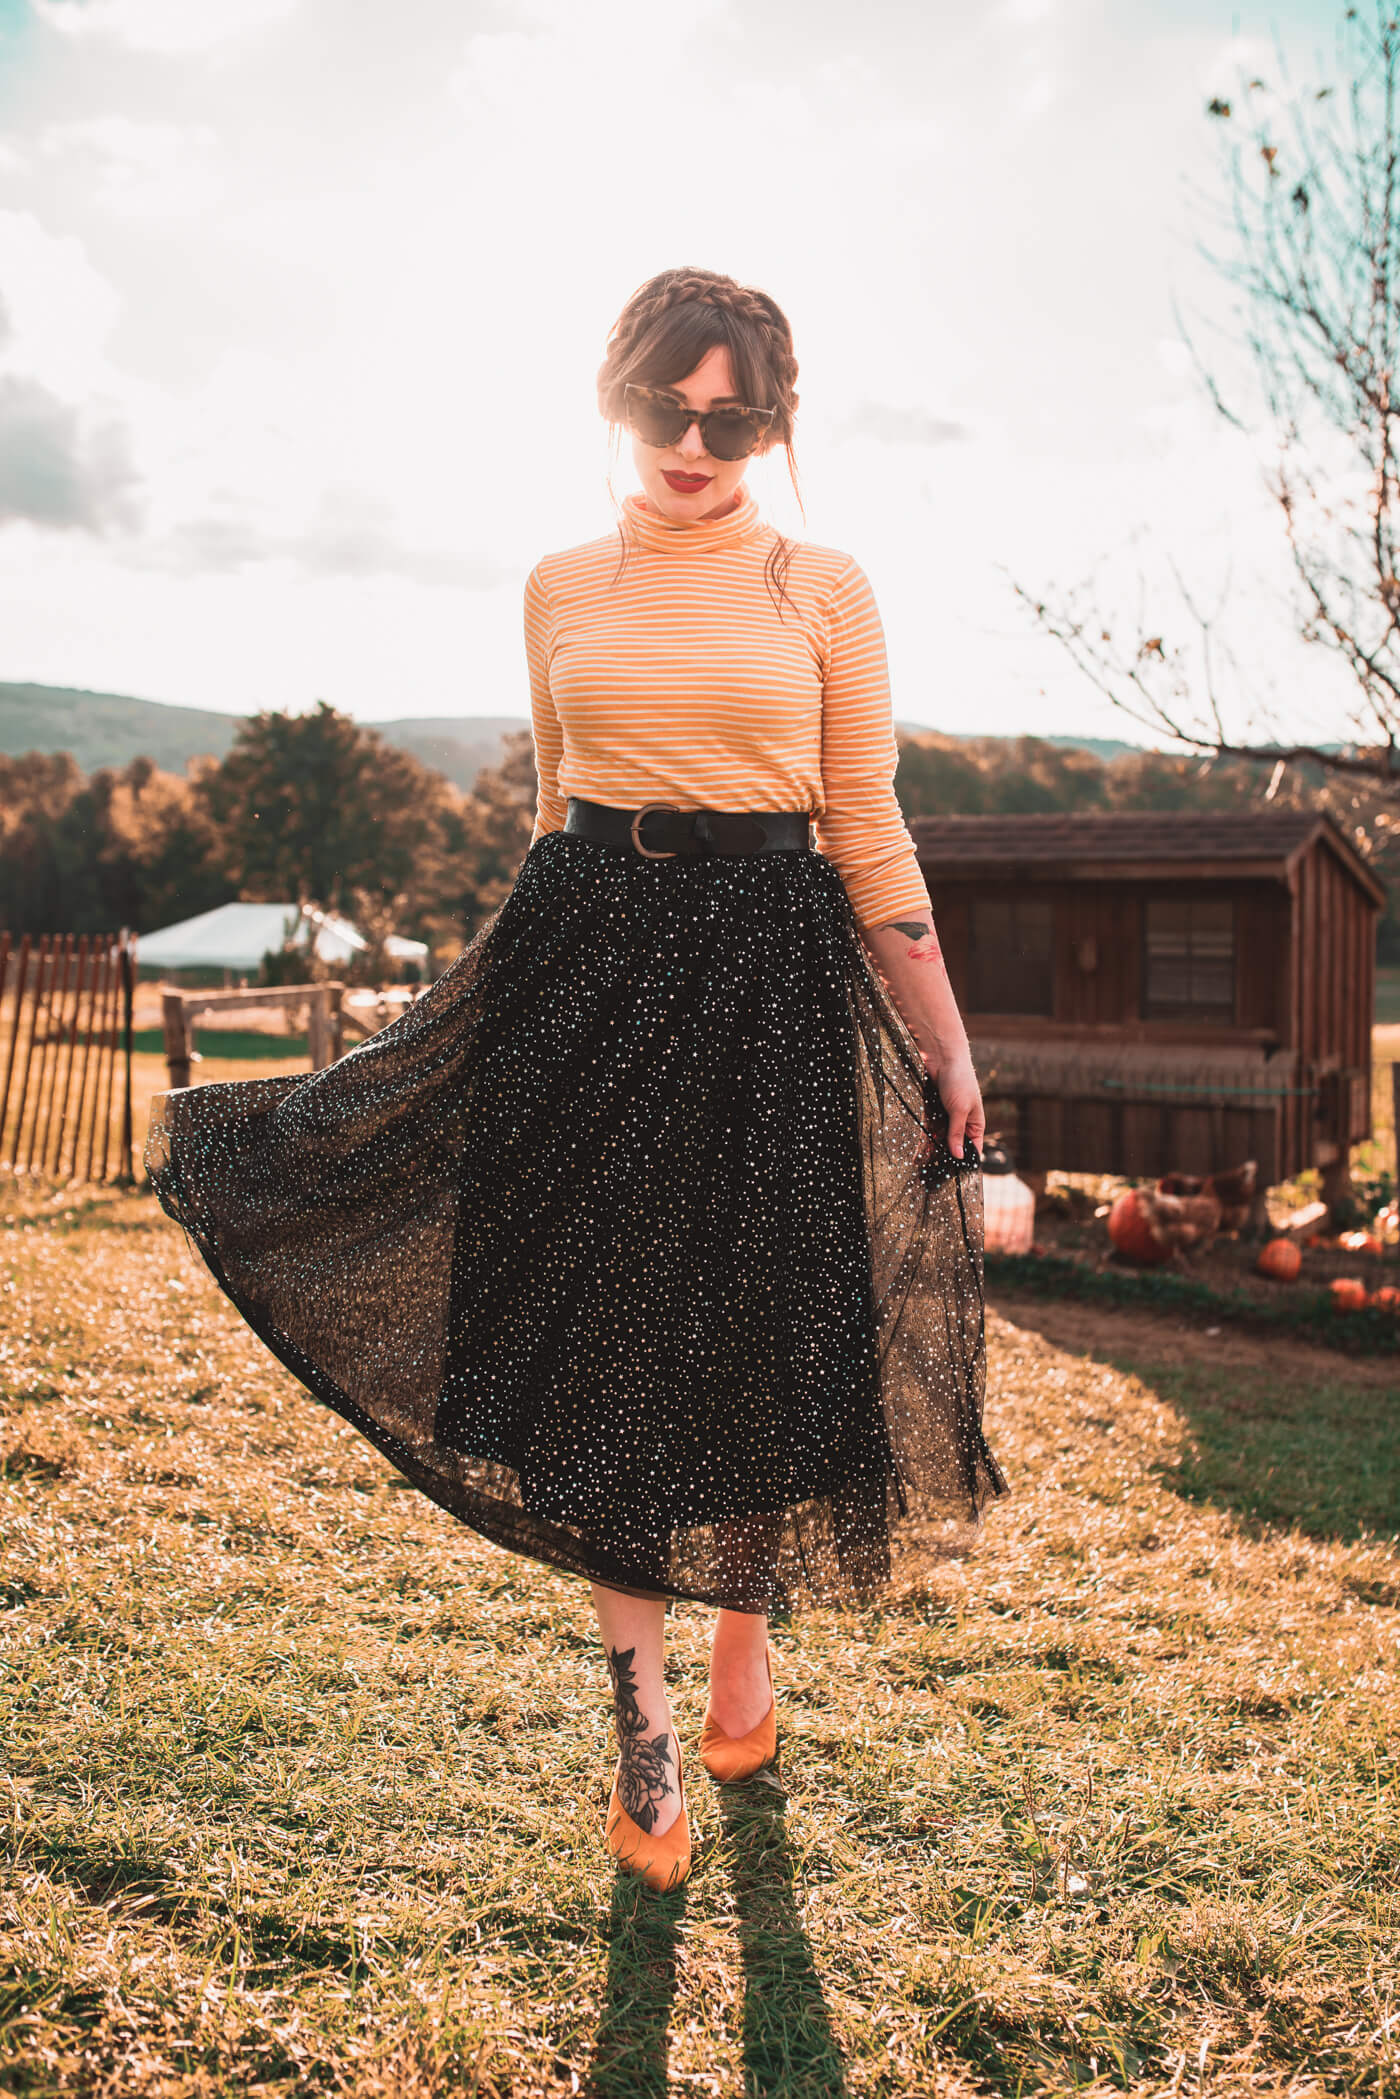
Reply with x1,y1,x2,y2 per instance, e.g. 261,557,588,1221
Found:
597,266,804,615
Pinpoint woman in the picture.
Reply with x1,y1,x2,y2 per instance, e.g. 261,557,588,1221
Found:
146,265,1008,1898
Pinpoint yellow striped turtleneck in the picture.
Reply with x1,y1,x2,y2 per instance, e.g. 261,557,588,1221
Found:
523,485,933,930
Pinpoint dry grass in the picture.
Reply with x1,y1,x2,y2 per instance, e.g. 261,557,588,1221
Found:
1,1178,1397,2097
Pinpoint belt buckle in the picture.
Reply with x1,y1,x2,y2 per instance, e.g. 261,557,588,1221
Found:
630,802,681,858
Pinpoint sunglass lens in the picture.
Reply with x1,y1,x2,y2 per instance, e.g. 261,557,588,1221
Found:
703,412,760,461
628,395,687,447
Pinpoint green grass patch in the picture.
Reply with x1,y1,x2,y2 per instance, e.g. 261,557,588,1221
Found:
129,1026,310,1060
986,1246,1400,1354
1151,1358,1400,1542
1377,964,1400,1025
1,1177,1398,2096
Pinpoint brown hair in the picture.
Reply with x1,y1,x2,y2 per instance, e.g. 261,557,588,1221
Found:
597,266,804,614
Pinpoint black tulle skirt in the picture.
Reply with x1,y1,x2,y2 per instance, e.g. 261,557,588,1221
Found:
145,829,1007,1612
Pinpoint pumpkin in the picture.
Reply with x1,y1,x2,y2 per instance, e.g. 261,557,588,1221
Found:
1107,1189,1170,1266
1256,1238,1302,1282
1369,1285,1400,1314
1339,1230,1384,1255
1329,1277,1368,1313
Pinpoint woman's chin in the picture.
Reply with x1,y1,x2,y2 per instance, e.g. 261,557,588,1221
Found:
644,483,703,522
642,477,741,523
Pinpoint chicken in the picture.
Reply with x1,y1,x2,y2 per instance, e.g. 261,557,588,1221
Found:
1156,1159,1257,1236
1137,1187,1224,1258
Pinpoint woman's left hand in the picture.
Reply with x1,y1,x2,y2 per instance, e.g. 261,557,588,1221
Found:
924,1050,985,1162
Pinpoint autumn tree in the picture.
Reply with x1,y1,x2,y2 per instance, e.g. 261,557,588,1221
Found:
195,701,455,915
0,752,230,934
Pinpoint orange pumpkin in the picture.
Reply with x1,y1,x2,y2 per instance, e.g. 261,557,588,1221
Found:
1369,1285,1400,1314
1256,1238,1302,1282
1330,1277,1369,1313
1107,1189,1170,1266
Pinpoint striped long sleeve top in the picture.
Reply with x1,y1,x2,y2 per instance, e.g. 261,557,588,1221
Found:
523,485,933,930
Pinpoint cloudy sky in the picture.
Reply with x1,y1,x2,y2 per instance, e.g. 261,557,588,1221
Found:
0,0,1363,744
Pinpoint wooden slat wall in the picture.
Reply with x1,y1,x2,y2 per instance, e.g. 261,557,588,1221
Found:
953,877,1290,1034
927,844,1380,1184
1235,886,1290,1033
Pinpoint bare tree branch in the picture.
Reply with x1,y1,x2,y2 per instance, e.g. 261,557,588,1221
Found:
1015,3,1400,793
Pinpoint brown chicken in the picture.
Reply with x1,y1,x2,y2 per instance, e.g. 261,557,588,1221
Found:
1137,1187,1224,1256
1156,1158,1257,1236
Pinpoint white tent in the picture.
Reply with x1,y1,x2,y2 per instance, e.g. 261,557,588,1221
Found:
137,901,429,974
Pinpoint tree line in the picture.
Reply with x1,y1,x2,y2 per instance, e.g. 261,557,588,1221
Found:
0,702,536,966
0,702,1392,966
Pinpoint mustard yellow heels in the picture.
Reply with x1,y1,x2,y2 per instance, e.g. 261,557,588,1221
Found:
700,1643,778,1783
605,1743,691,1893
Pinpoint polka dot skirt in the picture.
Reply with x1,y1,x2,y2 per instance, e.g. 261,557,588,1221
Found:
145,831,1008,1612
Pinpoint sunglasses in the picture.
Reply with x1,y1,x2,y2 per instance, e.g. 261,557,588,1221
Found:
623,382,776,462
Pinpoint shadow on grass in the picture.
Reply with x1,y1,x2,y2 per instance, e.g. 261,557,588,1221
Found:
720,1779,848,2099
583,1780,847,2099
1000,1299,1400,1544
583,1874,686,2099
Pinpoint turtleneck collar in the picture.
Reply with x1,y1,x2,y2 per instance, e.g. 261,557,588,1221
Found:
619,484,766,555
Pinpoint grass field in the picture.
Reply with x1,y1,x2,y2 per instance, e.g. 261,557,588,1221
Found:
1,1177,1397,2097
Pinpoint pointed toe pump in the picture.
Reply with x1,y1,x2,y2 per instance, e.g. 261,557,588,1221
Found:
700,1643,778,1783
605,1744,691,1894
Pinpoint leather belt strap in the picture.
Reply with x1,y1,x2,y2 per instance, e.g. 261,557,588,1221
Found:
563,797,813,859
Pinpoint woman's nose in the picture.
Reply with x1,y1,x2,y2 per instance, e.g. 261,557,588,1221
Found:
676,417,708,461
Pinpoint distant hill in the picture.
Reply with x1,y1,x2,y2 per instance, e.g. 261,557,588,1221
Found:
0,683,530,790
365,717,530,790
0,681,1144,793
895,723,1143,762
0,683,242,774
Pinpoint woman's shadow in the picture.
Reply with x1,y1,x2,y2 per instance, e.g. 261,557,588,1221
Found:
584,1772,848,2099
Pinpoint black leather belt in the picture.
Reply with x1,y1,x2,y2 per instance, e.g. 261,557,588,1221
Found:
563,796,813,859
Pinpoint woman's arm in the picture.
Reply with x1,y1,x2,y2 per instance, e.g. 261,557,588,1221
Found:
812,555,984,1160
860,915,984,1161
524,563,567,844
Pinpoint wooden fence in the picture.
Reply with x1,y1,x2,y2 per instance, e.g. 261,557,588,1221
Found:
0,931,135,1184
160,983,345,1090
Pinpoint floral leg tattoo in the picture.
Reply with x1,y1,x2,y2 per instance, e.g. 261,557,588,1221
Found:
607,1645,674,1833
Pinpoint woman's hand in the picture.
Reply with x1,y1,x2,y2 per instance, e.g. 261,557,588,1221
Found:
923,1049,985,1163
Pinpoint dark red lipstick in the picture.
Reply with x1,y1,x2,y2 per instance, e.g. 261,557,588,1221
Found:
662,471,712,493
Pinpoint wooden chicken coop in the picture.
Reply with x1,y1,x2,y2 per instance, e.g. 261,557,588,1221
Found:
907,809,1384,1195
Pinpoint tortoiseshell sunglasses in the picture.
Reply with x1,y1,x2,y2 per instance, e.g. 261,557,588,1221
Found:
622,382,777,462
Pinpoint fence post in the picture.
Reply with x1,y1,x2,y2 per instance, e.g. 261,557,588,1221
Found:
162,990,191,1091
307,986,329,1071
18,937,54,1173
50,934,90,1178
0,932,19,1167
328,983,344,1063
119,931,135,1184
69,937,105,1185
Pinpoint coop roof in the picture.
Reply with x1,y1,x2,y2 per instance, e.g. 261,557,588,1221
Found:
906,809,1385,902
136,902,428,972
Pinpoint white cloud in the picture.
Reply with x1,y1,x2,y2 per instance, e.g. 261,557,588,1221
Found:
38,116,223,219
33,0,299,53
0,373,140,531
152,492,513,588
1018,70,1059,119
0,211,123,394
838,403,969,447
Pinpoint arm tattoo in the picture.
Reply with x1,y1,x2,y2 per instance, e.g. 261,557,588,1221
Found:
606,1645,674,1832
883,918,948,970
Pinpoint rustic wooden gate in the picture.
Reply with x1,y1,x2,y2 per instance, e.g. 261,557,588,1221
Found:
0,931,135,1185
